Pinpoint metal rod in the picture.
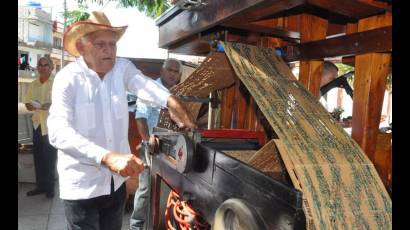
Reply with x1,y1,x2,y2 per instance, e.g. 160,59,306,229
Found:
60,0,66,69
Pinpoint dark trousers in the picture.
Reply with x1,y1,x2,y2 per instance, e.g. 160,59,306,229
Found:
32,126,57,193
63,179,127,230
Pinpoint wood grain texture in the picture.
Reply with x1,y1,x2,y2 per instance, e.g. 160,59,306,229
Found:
222,42,391,229
352,12,392,162
247,139,288,183
158,52,235,130
220,85,236,129
299,14,328,99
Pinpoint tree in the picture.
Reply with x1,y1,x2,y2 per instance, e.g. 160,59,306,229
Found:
76,0,172,18
64,4,90,27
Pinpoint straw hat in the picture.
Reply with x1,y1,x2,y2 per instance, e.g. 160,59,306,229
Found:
63,11,128,57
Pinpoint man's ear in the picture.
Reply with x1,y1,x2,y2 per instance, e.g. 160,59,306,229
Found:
75,39,84,55
160,68,164,76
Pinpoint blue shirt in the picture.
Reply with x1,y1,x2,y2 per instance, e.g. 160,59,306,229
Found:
135,78,169,135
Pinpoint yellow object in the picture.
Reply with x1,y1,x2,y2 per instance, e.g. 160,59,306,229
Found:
23,77,54,136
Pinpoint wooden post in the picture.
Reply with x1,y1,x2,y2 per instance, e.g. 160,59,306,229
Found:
298,14,328,98
351,12,392,162
233,80,247,129
342,23,358,65
220,85,235,129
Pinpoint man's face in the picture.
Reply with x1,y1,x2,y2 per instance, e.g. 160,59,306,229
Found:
77,30,117,76
37,59,52,77
161,61,181,89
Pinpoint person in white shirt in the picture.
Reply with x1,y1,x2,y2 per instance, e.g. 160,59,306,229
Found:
47,11,195,230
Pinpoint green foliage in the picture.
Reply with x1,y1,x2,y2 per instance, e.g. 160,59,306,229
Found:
386,72,392,92
64,5,90,27
336,63,354,89
335,63,354,75
334,63,392,92
76,0,171,18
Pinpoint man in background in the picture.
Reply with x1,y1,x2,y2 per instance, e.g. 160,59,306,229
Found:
130,58,183,230
319,61,339,110
24,56,57,198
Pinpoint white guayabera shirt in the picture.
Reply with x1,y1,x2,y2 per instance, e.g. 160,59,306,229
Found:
47,57,170,200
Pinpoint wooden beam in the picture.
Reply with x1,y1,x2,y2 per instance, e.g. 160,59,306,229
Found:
220,85,235,129
157,0,305,48
168,38,211,56
327,23,345,36
342,22,358,64
223,0,305,26
298,14,328,98
307,0,386,19
351,12,392,162
283,26,391,61
223,23,300,43
231,80,248,129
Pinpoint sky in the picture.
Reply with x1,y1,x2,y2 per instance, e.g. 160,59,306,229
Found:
18,0,168,59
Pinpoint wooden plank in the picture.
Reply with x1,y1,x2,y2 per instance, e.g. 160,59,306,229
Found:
220,85,235,129
168,38,211,56
307,0,386,19
351,12,391,162
157,0,305,48
128,58,164,79
283,26,391,62
374,132,392,187
299,14,327,98
233,81,248,129
342,23,358,65
326,23,345,36
157,52,235,130
225,0,305,26
358,0,391,12
226,30,261,45
223,23,300,43
245,97,258,130
247,139,288,183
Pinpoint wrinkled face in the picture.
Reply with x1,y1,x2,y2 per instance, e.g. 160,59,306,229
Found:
37,58,52,78
76,30,117,77
161,61,181,89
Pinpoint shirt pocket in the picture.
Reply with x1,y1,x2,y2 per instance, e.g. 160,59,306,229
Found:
75,103,96,136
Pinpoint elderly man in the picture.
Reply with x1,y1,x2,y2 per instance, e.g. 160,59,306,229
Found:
24,56,57,198
130,58,182,230
47,11,195,230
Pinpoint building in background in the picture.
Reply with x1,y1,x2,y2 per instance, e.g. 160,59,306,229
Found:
51,20,75,73
18,5,53,105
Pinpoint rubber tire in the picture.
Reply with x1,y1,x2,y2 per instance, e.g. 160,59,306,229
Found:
212,198,265,230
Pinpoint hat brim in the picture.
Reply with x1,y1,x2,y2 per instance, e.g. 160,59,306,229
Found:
63,21,127,57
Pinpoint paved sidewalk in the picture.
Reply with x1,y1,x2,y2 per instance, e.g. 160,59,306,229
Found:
18,182,132,230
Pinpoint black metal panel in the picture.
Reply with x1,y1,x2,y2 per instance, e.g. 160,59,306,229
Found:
150,141,306,229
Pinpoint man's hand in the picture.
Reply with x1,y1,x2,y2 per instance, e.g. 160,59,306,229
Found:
167,95,197,129
25,103,36,111
148,135,158,154
101,152,145,177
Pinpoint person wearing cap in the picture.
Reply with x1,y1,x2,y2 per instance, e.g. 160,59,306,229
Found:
23,56,57,199
47,11,196,230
